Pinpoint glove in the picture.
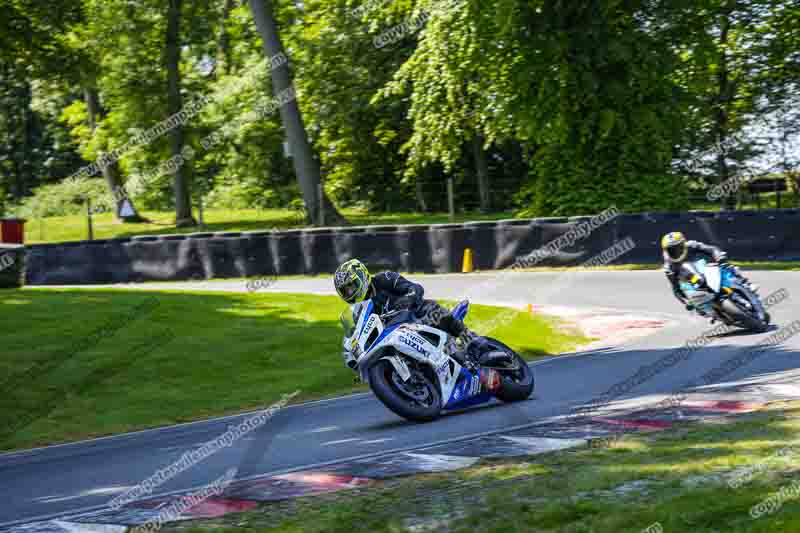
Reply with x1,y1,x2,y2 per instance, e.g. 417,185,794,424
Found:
395,293,421,310
686,302,708,316
716,252,729,263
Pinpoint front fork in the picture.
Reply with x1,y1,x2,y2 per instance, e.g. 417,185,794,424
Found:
736,285,767,320
715,283,766,322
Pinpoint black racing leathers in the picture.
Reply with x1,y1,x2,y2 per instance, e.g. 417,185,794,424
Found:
663,241,727,304
367,272,471,341
368,271,425,314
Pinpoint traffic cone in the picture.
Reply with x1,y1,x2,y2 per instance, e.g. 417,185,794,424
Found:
462,248,474,273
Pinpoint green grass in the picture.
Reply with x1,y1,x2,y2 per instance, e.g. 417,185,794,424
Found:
23,208,515,244
0,289,585,451
171,402,800,533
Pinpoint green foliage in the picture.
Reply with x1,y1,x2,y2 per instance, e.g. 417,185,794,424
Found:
397,0,693,216
11,178,115,218
288,0,418,210
0,61,83,201
203,175,301,209
0,0,798,219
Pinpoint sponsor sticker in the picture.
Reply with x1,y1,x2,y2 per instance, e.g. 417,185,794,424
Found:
399,335,430,357
436,361,449,384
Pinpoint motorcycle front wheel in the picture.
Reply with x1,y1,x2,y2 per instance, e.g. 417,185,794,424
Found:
368,359,442,422
720,298,769,333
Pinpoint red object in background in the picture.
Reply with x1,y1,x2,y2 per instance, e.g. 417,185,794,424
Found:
0,218,26,243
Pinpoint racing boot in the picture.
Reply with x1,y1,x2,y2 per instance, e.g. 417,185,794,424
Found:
440,315,478,361
448,317,512,368
446,337,475,370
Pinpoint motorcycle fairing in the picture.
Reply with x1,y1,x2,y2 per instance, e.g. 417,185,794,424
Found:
444,367,491,409
680,259,767,322
348,305,484,407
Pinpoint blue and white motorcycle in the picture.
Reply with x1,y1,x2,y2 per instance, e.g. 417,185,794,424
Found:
680,259,770,332
340,300,535,422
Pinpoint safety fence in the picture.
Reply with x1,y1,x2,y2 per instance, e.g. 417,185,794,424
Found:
23,209,800,285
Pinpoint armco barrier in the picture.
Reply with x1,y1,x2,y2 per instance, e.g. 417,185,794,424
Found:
24,209,800,285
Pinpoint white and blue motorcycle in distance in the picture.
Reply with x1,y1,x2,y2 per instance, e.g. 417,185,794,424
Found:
680,259,770,332
340,300,535,422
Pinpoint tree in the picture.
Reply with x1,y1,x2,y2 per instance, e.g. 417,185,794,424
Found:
386,0,689,216
83,86,144,222
248,0,344,225
472,134,490,212
0,0,149,221
659,0,799,206
284,0,422,213
166,0,196,227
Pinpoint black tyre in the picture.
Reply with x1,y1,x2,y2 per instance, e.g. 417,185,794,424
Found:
483,338,534,402
368,359,442,422
720,299,768,333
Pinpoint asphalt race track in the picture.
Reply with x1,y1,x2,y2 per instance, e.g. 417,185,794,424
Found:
2,270,799,528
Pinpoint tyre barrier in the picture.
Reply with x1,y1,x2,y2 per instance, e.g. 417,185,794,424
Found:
0,244,26,288
24,209,800,285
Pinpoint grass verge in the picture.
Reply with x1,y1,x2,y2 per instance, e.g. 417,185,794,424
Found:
169,401,800,533
0,289,586,451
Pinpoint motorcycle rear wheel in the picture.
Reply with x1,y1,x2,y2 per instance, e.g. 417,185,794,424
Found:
368,359,442,422
482,338,534,402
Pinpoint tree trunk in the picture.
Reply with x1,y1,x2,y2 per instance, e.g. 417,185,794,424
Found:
248,0,345,226
715,5,735,210
217,0,234,78
83,87,144,223
20,81,33,200
6,81,23,201
415,176,428,212
473,134,490,212
166,0,196,227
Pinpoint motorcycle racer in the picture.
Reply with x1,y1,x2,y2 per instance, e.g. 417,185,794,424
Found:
661,232,758,317
334,259,478,366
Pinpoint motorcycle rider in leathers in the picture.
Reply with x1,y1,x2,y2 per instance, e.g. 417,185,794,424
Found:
661,232,758,319
334,259,480,368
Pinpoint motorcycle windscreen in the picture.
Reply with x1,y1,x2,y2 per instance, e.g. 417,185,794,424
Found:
679,260,704,281
704,265,722,293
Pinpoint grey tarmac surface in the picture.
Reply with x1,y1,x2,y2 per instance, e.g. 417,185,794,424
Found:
2,270,799,528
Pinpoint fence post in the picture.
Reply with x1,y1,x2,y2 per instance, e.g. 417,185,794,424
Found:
86,197,94,241
447,177,455,222
318,182,326,227
198,194,205,228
